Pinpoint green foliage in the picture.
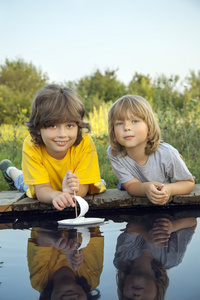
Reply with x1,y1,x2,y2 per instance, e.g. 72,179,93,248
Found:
0,134,23,191
93,135,119,189
127,72,153,103
0,57,200,190
0,58,49,124
185,70,200,101
68,69,126,113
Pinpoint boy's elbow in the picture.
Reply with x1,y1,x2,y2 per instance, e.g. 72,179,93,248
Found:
189,176,195,192
122,182,134,195
182,177,195,195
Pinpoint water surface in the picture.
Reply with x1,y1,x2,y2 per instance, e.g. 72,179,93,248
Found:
0,208,200,300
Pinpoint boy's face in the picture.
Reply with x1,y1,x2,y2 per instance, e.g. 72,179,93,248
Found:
114,111,149,154
123,273,157,300
39,122,78,160
51,275,87,300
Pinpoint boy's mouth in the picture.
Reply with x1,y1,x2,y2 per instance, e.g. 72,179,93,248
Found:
64,290,78,296
54,140,68,146
124,135,134,140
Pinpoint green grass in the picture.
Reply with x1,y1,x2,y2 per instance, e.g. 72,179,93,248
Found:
92,135,119,189
0,105,200,191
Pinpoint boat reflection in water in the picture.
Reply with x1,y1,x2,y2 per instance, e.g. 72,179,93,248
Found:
1,207,200,299
113,217,197,300
27,225,103,300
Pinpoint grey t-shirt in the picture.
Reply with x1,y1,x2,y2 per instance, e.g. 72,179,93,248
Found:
107,142,192,184
113,228,194,269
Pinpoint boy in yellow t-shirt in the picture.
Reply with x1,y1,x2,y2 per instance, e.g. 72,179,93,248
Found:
0,84,106,210
27,227,103,299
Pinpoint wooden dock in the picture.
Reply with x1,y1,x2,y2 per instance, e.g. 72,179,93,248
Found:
1,184,200,214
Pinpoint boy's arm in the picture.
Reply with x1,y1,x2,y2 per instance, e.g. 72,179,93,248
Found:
162,176,195,197
123,176,195,205
34,183,75,210
62,171,89,197
77,184,89,197
123,177,150,196
170,217,197,232
123,178,168,204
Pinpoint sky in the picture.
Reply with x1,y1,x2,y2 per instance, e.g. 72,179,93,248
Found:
0,0,200,86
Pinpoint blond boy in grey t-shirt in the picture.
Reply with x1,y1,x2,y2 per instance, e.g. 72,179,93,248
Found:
107,95,194,205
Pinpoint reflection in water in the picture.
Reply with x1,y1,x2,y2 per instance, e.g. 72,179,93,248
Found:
27,226,104,300
114,217,197,300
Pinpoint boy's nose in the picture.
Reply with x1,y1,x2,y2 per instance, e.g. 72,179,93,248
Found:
124,121,131,131
57,126,67,137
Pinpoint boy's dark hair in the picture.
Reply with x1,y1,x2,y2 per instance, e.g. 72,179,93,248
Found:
39,276,101,300
27,84,90,146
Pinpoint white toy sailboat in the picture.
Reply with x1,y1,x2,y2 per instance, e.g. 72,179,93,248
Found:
58,195,105,226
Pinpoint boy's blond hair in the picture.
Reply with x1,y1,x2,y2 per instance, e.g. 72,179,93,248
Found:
116,259,169,300
27,84,90,146
108,95,161,156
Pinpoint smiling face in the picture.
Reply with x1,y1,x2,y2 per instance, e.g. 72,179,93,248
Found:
51,283,87,300
114,111,149,154
39,121,78,160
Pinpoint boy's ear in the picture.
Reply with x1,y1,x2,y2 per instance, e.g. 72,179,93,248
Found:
37,130,41,135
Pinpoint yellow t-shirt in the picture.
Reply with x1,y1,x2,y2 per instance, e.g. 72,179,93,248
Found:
27,227,104,291
22,132,106,198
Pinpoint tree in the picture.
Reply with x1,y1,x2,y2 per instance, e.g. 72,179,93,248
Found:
184,70,200,101
68,69,126,113
0,58,49,124
151,74,181,111
127,72,153,103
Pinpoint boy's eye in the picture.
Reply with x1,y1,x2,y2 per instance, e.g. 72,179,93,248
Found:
132,120,139,124
115,122,123,126
67,123,76,128
49,125,57,128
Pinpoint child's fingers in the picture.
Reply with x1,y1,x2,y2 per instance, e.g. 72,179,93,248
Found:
66,178,79,193
66,170,72,176
67,171,78,180
52,199,65,211
154,218,170,226
150,197,169,205
151,188,167,196
55,237,66,248
156,242,168,247
152,227,170,234
63,194,75,207
154,183,164,191
57,238,71,250
53,194,75,210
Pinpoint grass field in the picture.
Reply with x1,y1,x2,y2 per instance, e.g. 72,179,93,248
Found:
0,103,199,191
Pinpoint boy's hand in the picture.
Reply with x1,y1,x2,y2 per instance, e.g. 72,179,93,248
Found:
62,170,79,194
145,218,173,247
52,191,75,211
144,182,170,205
54,237,79,252
145,227,170,247
67,249,84,271
153,218,173,234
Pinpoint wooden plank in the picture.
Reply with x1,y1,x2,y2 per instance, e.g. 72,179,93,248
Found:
1,185,200,214
0,191,25,212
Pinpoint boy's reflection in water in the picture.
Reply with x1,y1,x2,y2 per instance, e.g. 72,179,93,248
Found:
27,226,103,300
114,217,197,300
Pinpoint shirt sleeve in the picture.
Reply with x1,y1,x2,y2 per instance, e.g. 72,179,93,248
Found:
107,146,134,183
165,146,193,182
22,139,50,185
71,134,106,194
73,135,102,184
